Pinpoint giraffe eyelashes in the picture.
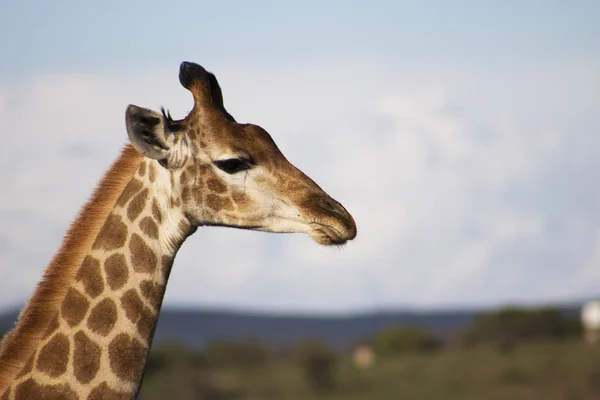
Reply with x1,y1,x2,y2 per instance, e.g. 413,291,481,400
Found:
213,158,252,174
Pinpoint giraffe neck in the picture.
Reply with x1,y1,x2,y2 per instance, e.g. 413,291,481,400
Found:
1,156,193,399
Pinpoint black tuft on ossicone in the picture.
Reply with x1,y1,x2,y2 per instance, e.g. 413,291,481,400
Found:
179,61,208,90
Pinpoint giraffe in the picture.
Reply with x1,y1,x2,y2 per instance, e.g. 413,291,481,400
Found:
0,61,356,399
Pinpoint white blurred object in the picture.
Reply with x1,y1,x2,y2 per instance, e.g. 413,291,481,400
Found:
581,301,600,344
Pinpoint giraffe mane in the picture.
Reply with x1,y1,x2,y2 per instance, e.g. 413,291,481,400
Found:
0,144,143,393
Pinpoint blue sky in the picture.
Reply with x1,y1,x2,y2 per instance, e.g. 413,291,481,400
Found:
0,1,599,313
2,1,599,78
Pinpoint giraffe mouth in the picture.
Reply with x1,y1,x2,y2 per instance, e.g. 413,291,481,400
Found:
309,223,349,246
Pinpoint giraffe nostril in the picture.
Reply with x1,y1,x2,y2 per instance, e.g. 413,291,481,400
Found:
319,197,348,218
321,197,338,212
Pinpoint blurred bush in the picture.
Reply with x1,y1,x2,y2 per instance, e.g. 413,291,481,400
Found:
202,337,269,369
145,340,192,377
294,340,338,392
372,326,441,356
460,306,582,350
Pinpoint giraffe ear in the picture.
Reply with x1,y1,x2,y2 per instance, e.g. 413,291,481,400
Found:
125,105,178,160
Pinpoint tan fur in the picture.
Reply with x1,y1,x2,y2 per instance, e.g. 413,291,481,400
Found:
0,145,143,393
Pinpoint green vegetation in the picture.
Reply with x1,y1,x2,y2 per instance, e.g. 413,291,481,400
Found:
459,306,582,351
137,306,598,399
293,340,338,392
139,340,600,400
371,325,441,357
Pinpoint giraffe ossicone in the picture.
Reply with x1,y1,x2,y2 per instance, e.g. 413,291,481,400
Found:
0,61,356,399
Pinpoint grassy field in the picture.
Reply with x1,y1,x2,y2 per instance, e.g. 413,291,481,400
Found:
138,340,600,400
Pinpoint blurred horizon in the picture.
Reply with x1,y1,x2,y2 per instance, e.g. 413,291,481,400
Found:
1,1,599,314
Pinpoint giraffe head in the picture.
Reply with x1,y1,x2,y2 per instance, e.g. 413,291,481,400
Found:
125,61,356,245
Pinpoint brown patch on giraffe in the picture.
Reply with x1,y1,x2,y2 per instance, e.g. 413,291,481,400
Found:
171,196,181,207
161,256,174,277
127,188,149,222
207,178,227,194
87,298,117,336
121,289,144,324
148,162,157,183
0,146,142,393
104,253,128,290
42,314,60,339
116,178,143,208
130,234,157,273
186,164,197,177
139,216,159,239
138,161,146,177
140,280,162,305
76,256,104,298
206,194,234,211
137,307,155,338
73,331,100,384
60,288,90,327
15,379,77,400
88,382,130,400
15,354,34,378
108,333,146,383
151,199,162,223
232,191,253,209
182,187,191,203
36,333,70,377
92,214,128,251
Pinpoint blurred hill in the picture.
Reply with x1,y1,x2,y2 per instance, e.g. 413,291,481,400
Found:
0,303,584,349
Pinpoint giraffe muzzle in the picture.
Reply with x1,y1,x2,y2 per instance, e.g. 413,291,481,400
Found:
309,196,357,245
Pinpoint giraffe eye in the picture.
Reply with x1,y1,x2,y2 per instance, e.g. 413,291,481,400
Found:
214,158,252,174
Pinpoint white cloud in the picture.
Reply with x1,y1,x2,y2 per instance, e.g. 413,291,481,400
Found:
0,59,599,313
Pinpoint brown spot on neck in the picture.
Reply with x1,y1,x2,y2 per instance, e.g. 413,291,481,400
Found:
129,234,157,273
116,178,144,208
108,333,146,383
60,288,89,327
121,289,144,324
36,333,70,378
75,256,103,298
73,331,100,384
104,253,129,290
88,382,129,400
140,280,162,305
127,188,149,222
87,298,117,336
139,216,159,239
92,214,128,251
161,255,174,276
15,379,76,400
